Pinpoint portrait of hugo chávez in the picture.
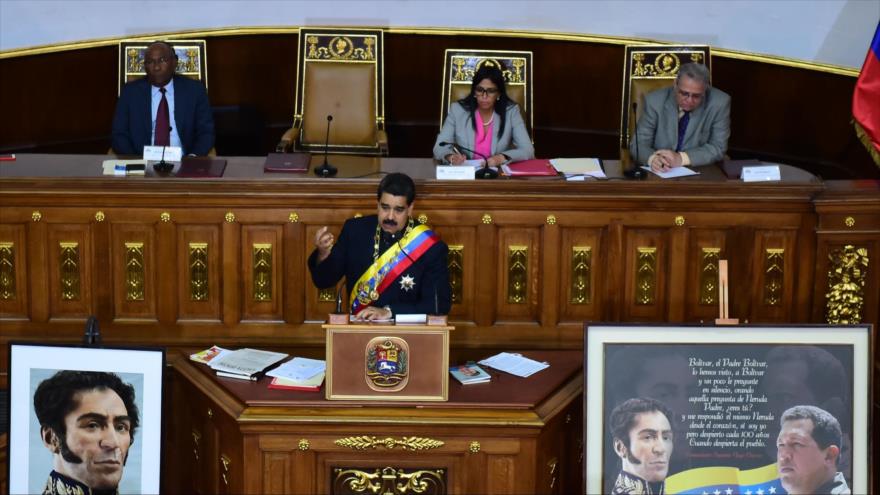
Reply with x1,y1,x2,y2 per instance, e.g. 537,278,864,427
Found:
33,370,140,495
609,397,675,495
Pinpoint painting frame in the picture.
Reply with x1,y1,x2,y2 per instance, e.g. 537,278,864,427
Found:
584,324,873,495
7,342,164,495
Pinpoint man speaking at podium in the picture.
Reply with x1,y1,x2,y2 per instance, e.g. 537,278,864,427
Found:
308,173,452,321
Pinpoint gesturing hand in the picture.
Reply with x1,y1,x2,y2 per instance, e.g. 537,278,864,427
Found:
314,226,335,262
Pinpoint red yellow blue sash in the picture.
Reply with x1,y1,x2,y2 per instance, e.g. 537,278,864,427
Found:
351,224,438,315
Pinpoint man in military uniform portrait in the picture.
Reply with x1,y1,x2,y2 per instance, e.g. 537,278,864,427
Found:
33,370,139,495
308,172,452,320
609,397,675,494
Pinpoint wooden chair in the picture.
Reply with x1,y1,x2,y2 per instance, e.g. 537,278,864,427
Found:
277,28,387,155
440,49,534,142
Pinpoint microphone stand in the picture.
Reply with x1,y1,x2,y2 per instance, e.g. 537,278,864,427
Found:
624,102,646,179
314,115,337,177
438,141,498,179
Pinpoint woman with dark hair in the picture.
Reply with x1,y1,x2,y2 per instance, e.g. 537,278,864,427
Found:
433,65,534,167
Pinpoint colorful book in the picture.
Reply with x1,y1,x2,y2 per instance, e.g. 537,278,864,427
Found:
449,364,491,384
189,345,230,365
268,372,325,391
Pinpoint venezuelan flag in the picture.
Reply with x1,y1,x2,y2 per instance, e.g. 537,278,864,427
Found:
853,21,880,166
666,463,785,495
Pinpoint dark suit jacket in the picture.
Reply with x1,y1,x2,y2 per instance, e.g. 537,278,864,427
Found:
111,75,215,156
630,85,731,166
308,215,452,315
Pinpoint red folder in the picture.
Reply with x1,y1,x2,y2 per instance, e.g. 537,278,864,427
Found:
267,376,322,392
264,152,310,173
176,157,227,177
504,159,558,177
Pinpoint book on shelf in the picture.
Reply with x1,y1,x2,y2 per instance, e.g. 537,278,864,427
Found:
267,371,325,391
189,345,231,365
208,348,288,379
449,363,491,385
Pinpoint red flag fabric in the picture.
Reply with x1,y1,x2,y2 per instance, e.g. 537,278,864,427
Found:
853,22,880,166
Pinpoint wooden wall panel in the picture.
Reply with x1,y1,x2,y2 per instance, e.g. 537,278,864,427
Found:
683,229,728,322
47,223,93,319
558,227,604,324
110,222,158,321
0,224,28,319
750,229,799,322
622,228,668,321
177,225,223,322
495,226,540,323
241,225,283,321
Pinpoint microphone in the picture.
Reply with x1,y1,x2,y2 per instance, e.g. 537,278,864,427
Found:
438,141,498,179
314,115,337,177
335,286,344,314
624,102,646,179
153,125,175,173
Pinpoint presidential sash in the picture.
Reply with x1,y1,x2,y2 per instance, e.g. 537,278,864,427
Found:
351,224,439,315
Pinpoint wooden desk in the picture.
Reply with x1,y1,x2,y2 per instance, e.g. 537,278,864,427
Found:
164,350,583,494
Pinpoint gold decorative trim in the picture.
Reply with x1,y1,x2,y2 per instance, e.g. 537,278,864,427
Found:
124,242,145,301
94,211,105,222
220,454,231,486
160,212,171,223
334,436,444,451
191,429,201,461
447,245,463,304
207,408,213,419
318,287,337,302
570,246,592,304
825,245,869,324
0,242,16,300
189,242,209,301
59,242,81,301
418,213,428,225
1,26,858,77
468,441,481,453
674,215,685,227
844,216,855,228
304,33,376,61
333,467,445,494
635,247,657,305
507,245,528,304
288,212,299,223
547,457,559,490
763,248,784,306
481,213,493,224
354,213,363,218
546,214,557,225
298,439,310,451
224,211,235,223
32,211,42,222
699,248,721,305
252,243,272,302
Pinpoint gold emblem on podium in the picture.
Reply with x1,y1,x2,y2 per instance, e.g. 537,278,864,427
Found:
365,337,410,392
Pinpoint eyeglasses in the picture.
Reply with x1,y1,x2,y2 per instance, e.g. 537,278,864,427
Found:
474,87,499,97
676,88,704,101
144,57,171,66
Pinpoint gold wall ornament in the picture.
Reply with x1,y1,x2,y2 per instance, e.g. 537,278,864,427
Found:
224,211,235,223
207,408,213,419
468,441,481,453
305,33,377,61
447,245,463,304
160,212,171,223
220,454,231,486
844,216,855,227
252,243,272,301
354,212,363,218
298,439,310,451
630,50,706,78
450,54,528,84
333,467,446,495
0,242,16,300
699,248,721,305
124,242,145,301
546,214,557,225
288,211,299,223
191,429,201,461
333,436,445,451
59,242,81,301
635,247,657,305
674,215,685,227
763,248,785,306
94,211,105,222
825,245,869,324
32,211,42,222
570,246,592,304
318,287,337,302
189,243,209,301
481,213,493,224
547,457,559,490
507,245,528,304
418,214,428,225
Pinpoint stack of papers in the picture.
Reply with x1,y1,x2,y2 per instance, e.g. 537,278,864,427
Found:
550,158,606,180
266,357,326,391
641,165,700,178
449,363,491,385
479,352,549,378
209,348,288,380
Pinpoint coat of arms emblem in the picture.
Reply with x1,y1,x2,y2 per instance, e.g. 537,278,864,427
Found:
365,337,410,392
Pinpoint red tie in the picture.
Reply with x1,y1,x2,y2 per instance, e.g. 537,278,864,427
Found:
154,87,170,146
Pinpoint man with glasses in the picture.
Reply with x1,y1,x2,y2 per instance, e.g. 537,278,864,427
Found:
112,41,215,156
629,62,730,172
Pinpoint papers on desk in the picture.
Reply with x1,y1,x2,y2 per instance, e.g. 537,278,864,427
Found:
266,357,326,381
641,165,700,179
209,348,288,378
479,352,549,377
550,158,606,180
464,159,486,169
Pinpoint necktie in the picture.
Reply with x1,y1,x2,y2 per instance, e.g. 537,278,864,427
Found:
154,87,170,146
676,111,690,152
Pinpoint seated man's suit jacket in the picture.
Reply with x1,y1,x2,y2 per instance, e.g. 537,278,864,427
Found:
433,101,534,162
112,74,215,156
630,85,731,166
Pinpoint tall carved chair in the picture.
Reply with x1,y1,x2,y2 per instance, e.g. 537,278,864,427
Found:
620,45,711,163
118,39,208,96
440,49,534,142
277,28,387,155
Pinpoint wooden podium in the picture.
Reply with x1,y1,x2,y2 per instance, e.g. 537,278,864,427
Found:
323,323,453,401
